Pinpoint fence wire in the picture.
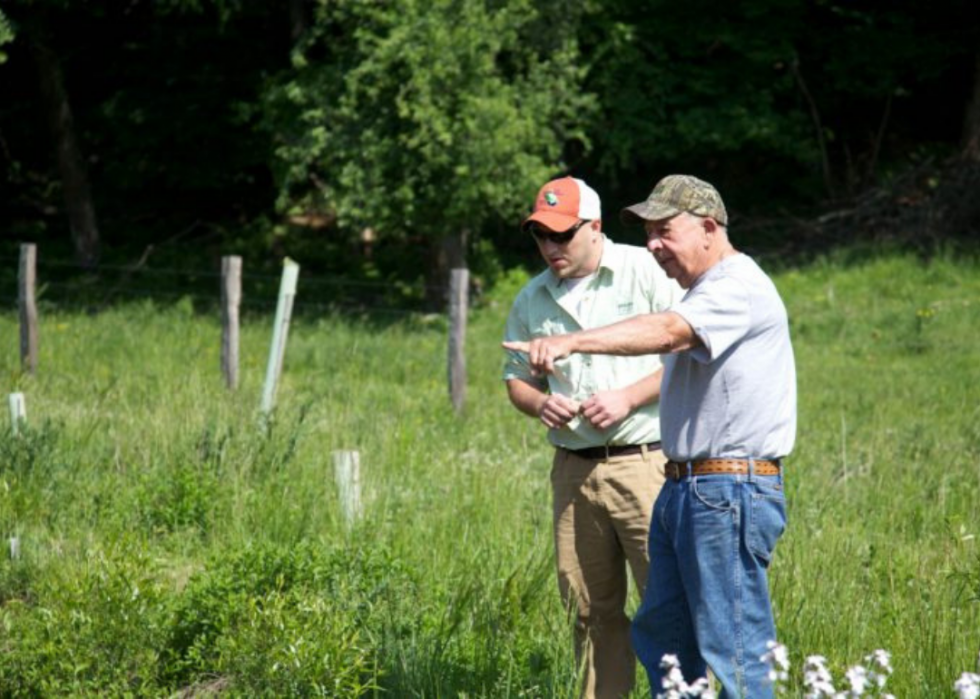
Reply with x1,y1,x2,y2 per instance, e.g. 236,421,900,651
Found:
3,252,456,319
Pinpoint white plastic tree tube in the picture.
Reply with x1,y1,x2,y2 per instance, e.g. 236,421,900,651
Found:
260,258,300,418
8,392,26,435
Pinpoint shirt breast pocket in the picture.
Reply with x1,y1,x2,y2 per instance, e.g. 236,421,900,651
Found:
615,299,636,318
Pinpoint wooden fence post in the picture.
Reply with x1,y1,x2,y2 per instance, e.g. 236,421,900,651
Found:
221,255,242,390
447,267,469,412
19,244,38,374
332,450,362,527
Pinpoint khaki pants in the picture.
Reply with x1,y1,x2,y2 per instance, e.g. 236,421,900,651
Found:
552,446,667,699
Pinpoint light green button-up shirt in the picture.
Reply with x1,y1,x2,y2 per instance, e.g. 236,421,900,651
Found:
503,237,683,450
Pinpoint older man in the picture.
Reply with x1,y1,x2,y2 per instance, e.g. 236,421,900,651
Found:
505,175,796,698
502,176,681,698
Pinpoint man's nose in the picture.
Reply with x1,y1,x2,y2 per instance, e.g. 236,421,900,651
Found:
646,237,662,253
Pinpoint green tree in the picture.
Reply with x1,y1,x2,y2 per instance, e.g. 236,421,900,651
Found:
964,51,980,161
3,2,102,266
582,0,814,204
0,1,282,267
259,0,595,295
0,8,14,64
581,0,979,218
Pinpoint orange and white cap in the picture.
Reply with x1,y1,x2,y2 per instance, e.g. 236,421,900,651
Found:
521,177,602,232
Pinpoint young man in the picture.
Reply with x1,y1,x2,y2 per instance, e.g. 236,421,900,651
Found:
505,175,797,699
502,176,681,698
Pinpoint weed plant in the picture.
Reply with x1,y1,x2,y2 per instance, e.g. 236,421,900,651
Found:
1,250,979,695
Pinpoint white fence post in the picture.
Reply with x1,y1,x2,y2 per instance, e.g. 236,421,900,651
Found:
260,258,300,418
8,392,26,435
332,450,362,527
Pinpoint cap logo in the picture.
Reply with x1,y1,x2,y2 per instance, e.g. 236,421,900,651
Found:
545,192,558,206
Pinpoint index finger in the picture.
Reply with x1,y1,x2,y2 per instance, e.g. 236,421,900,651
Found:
502,340,530,353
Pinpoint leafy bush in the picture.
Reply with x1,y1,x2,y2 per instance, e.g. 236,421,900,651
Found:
204,589,378,697
0,421,60,481
134,460,217,535
0,542,166,696
162,540,413,695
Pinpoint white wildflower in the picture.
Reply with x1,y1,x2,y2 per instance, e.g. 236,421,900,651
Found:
954,672,980,699
656,654,686,699
865,649,893,691
842,664,869,696
687,677,716,698
762,640,790,688
655,654,715,699
803,655,836,698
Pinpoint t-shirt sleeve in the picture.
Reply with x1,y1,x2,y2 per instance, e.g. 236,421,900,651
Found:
672,275,751,363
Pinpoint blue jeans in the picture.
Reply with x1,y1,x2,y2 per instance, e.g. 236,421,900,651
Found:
631,468,787,698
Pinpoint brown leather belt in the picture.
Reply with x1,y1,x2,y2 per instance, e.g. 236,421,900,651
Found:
665,459,780,480
567,441,662,460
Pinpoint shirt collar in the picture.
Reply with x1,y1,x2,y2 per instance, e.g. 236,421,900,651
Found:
596,235,625,274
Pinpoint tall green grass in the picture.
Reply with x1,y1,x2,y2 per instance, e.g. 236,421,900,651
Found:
1,250,979,696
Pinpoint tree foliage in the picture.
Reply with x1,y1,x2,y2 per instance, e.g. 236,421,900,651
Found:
584,0,979,209
259,0,594,248
0,0,283,260
0,0,978,281
0,8,14,64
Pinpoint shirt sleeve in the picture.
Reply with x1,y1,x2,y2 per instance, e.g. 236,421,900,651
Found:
673,275,751,363
502,293,543,385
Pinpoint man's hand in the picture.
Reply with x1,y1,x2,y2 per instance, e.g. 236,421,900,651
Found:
581,389,633,430
538,393,581,429
502,335,576,377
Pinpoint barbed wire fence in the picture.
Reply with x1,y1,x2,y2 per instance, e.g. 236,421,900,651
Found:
7,243,471,415
0,250,448,318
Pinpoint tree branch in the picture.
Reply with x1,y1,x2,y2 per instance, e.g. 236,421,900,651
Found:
790,54,835,200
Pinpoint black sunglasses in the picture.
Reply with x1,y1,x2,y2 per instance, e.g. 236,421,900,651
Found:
529,219,589,245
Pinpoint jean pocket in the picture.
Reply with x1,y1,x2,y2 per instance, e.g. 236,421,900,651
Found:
692,478,735,511
748,484,787,565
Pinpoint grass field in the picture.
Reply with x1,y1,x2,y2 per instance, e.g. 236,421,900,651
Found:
1,248,979,696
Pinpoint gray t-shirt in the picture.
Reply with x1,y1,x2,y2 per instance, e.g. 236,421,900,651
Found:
661,254,797,461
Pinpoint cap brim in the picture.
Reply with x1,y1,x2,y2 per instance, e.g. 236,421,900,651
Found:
619,201,681,226
521,210,581,233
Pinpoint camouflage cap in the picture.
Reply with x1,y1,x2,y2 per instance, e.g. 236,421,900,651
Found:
620,175,728,226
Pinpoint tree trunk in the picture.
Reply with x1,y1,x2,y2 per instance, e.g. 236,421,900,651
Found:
32,38,100,268
962,51,980,161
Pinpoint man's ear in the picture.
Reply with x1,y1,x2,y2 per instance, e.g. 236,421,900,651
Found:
701,217,718,247
591,219,602,232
